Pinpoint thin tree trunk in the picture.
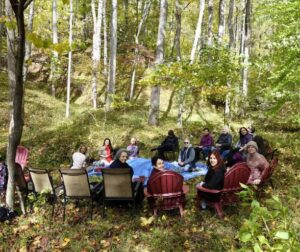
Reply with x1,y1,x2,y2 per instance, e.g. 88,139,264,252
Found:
148,0,168,126
6,0,33,212
106,0,117,110
218,0,225,45
103,0,107,80
242,0,251,97
190,0,205,64
228,0,235,49
234,7,239,54
91,0,103,109
129,0,151,100
171,0,181,61
66,0,73,118
50,0,58,97
207,0,213,47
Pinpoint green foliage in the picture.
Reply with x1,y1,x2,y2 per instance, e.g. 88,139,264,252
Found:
237,185,300,251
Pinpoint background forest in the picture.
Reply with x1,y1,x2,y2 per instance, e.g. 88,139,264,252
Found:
0,0,299,251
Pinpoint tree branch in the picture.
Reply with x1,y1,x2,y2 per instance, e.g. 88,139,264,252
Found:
24,0,33,10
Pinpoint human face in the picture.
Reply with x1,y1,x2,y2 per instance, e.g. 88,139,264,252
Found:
203,129,209,135
130,138,136,145
222,127,229,134
209,154,218,167
119,152,128,163
183,140,190,146
155,159,165,170
240,128,247,135
105,139,110,146
247,145,257,154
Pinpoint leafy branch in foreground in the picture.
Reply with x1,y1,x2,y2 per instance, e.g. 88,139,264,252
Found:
237,184,300,251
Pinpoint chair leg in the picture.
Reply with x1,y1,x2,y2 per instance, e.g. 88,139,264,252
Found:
179,205,184,217
213,203,224,219
102,200,106,217
63,197,66,222
269,178,274,189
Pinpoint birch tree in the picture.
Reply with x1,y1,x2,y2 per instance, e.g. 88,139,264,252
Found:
5,0,33,212
190,0,205,64
129,0,151,100
49,0,58,96
23,0,34,81
103,0,107,79
171,0,182,61
218,0,225,45
148,0,167,126
106,0,117,110
66,0,73,118
207,0,214,47
91,0,103,108
242,0,251,97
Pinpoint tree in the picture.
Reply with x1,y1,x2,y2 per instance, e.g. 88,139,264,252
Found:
106,0,117,110
66,0,73,118
190,0,205,64
91,0,103,109
207,0,214,47
218,0,225,45
148,0,168,126
5,0,33,212
23,0,34,81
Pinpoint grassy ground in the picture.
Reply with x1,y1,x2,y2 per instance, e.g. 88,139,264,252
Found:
0,72,299,251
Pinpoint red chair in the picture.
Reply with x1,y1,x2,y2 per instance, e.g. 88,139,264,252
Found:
15,146,29,170
196,162,250,219
144,171,189,217
258,158,278,189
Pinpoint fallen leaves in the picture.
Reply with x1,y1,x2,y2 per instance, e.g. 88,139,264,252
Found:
140,216,155,227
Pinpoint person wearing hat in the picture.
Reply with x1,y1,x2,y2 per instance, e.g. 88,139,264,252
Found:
246,141,269,185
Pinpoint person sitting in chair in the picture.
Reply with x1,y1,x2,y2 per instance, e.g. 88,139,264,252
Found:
195,128,214,160
148,156,165,181
151,130,179,159
214,126,232,159
127,137,139,159
99,138,113,167
197,151,226,209
71,145,87,169
177,139,196,172
246,141,269,185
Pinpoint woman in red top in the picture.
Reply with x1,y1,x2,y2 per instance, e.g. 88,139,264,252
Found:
99,138,113,166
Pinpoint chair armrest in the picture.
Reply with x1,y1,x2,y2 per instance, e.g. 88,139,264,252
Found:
196,185,221,194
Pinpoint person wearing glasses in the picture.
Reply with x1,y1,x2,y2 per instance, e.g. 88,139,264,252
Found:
246,141,269,185
177,139,196,172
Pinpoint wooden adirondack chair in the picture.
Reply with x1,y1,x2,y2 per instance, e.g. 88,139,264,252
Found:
144,170,189,217
258,157,279,189
196,162,250,219
15,146,29,170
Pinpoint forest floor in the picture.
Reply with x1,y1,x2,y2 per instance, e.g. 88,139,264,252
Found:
0,72,299,251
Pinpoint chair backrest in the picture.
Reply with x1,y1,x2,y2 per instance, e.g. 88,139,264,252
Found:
223,162,251,192
15,146,29,169
29,168,54,194
15,163,28,192
261,158,278,183
102,168,133,198
59,169,91,197
147,171,183,197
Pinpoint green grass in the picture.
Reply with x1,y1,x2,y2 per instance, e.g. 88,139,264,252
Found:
0,72,299,251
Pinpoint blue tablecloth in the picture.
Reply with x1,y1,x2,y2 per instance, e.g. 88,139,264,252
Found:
88,158,207,185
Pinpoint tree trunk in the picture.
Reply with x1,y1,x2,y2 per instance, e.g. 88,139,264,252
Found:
103,0,107,82
66,0,73,118
106,0,117,110
218,0,225,45
6,0,33,212
50,0,58,97
91,0,103,109
129,0,151,100
171,0,181,61
207,0,213,47
242,0,251,97
148,0,168,126
228,0,235,49
190,0,205,64
23,0,34,82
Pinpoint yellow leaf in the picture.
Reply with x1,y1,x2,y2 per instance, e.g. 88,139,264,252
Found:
140,216,155,227
19,246,27,252
61,238,70,248
100,239,110,248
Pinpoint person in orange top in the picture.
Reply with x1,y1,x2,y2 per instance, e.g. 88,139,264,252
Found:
99,138,113,167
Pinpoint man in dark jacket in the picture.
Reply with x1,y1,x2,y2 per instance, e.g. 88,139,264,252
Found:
215,126,232,158
151,130,179,159
177,139,196,171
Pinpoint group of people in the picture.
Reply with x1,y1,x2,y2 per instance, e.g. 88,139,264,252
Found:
71,125,271,211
